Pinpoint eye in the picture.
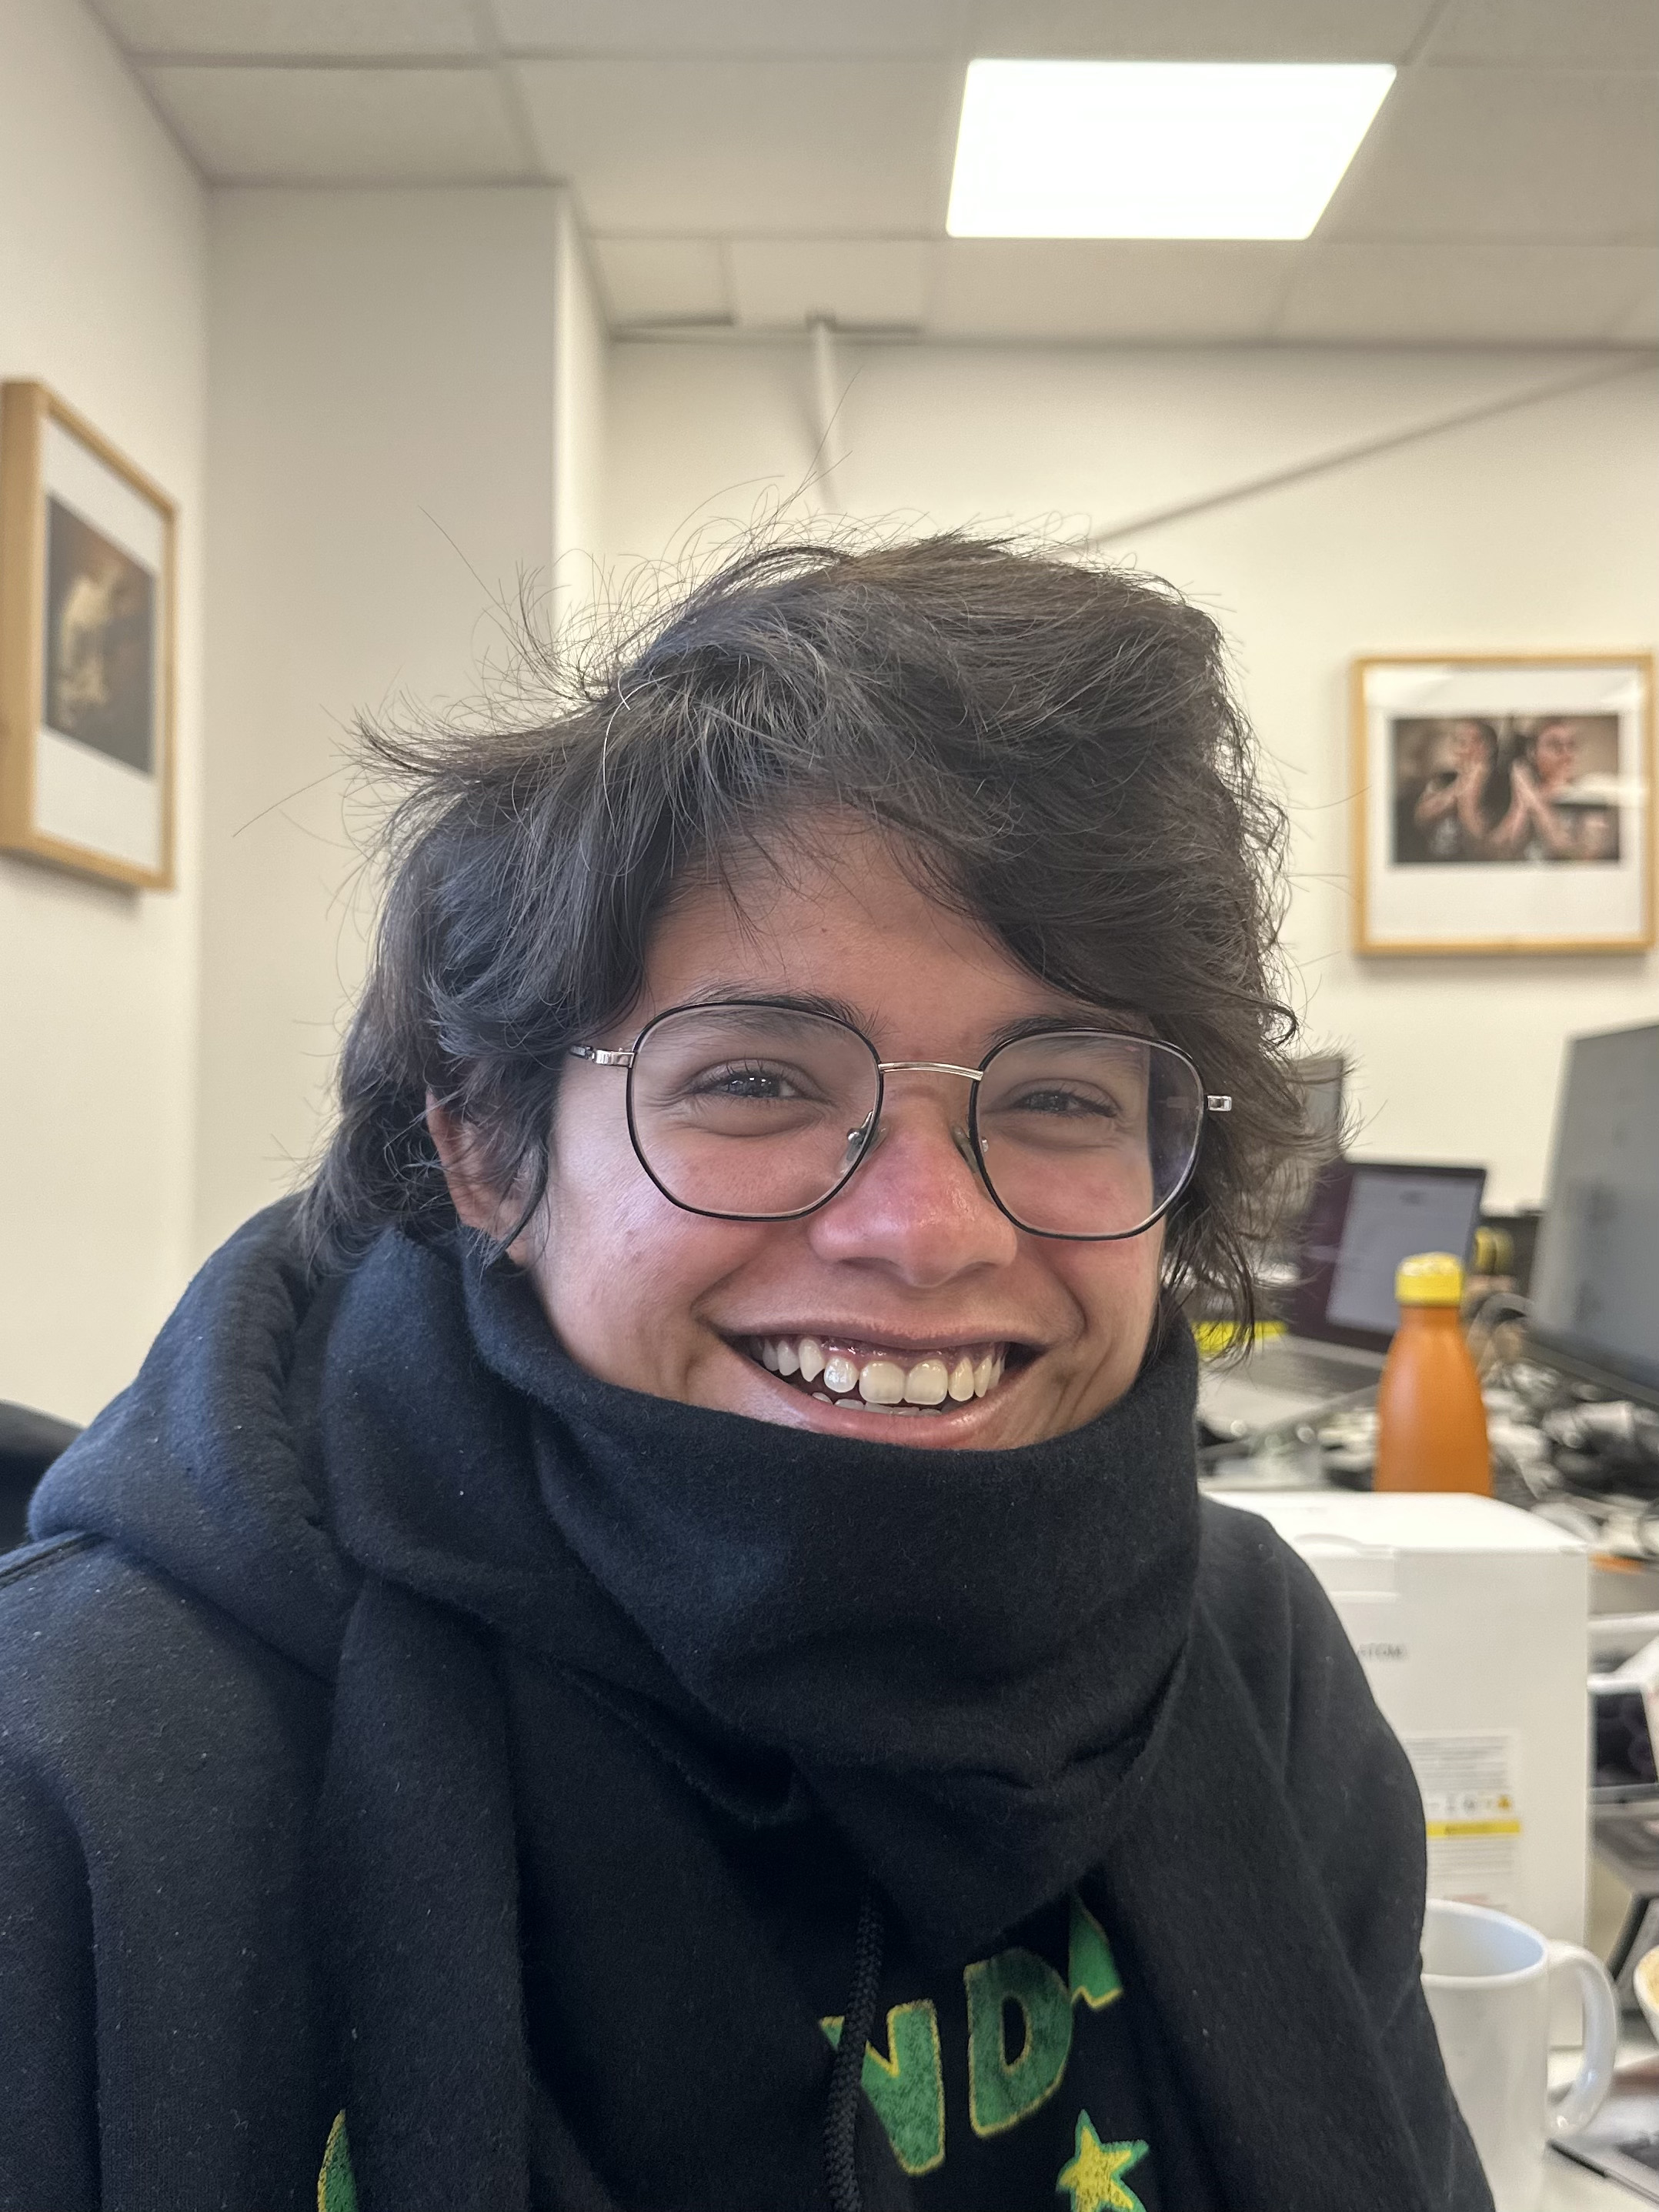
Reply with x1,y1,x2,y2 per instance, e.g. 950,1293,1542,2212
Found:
685,1060,807,1103
1005,1084,1122,1119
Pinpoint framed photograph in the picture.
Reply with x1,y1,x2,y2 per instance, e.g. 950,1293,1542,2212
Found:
0,380,175,888
1353,652,1654,956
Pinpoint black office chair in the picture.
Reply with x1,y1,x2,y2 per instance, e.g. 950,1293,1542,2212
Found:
0,1402,81,1552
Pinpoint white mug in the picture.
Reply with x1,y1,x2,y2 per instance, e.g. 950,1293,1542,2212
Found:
1421,1898,1617,2212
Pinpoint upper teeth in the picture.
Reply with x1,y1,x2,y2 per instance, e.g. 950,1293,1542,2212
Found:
753,1336,1006,1405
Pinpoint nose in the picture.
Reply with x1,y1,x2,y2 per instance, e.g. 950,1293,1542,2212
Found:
805,1076,1020,1283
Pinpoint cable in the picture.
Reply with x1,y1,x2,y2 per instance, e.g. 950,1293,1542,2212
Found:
824,1890,885,2212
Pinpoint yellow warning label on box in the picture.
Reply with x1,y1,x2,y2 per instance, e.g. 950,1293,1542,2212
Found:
1424,1819,1523,1840
1405,1733,1522,1916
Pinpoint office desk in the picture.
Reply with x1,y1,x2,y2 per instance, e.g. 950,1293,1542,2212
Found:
1545,2148,1652,2207
1541,2035,1659,2208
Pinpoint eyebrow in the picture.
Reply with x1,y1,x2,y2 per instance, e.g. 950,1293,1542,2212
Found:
665,985,1157,1051
671,985,866,1026
981,1007,1157,1052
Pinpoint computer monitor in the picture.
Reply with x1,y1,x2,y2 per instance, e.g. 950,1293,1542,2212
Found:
1253,1053,1350,1284
1527,1023,1659,1410
1285,1159,1488,1353
1293,1053,1348,1162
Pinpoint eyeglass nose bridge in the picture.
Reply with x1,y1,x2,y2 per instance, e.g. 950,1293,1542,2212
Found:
843,1061,986,1178
865,1063,986,1174
874,1057,985,1083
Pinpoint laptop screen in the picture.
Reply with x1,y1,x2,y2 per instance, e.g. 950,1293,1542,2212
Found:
1527,1023,1659,1408
1287,1161,1488,1351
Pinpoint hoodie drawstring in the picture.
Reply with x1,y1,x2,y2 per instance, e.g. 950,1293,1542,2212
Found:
824,1889,885,2212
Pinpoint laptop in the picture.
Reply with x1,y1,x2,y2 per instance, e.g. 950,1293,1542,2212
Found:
1198,1158,1488,1441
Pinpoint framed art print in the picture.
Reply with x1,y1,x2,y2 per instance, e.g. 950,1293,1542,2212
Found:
1353,652,1654,956
0,380,175,889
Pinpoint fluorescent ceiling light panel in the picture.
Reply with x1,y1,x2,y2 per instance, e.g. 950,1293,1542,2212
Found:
947,60,1395,240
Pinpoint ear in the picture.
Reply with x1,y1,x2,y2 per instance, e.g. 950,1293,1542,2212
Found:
426,1095,510,1239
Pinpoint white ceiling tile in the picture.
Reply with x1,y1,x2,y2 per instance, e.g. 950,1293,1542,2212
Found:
93,0,479,57
728,239,934,328
141,65,526,183
494,0,956,58
964,0,1435,62
1276,241,1659,344
1423,0,1659,68
1321,65,1659,242
591,237,730,325
930,239,1300,341
515,58,961,232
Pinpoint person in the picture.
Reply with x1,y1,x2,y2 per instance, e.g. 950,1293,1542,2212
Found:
1401,718,1499,862
0,539,1489,2212
1577,806,1619,862
1485,718,1602,862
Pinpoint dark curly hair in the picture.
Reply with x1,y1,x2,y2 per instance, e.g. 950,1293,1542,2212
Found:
301,534,1304,1321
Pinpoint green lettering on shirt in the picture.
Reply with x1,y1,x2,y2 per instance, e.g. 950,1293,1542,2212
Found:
317,2111,358,2212
964,1946,1073,2137
821,2001,946,2175
1068,1893,1123,2010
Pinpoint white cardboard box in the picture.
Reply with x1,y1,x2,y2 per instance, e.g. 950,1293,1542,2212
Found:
1216,1490,1591,1949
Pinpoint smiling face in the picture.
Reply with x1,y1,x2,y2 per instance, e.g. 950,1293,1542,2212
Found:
437,829,1168,1450
1533,721,1578,789
1450,720,1492,770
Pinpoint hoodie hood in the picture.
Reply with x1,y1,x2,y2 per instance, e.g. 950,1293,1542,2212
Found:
29,1199,358,1680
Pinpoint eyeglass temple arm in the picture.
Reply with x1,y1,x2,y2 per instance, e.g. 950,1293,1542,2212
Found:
568,1045,635,1068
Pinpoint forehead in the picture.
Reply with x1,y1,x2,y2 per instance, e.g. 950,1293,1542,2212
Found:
640,827,1124,1039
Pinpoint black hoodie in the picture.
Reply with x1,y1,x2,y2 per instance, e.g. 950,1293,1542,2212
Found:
0,1203,1488,2212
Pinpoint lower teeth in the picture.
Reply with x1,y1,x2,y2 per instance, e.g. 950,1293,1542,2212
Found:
839,1397,940,1414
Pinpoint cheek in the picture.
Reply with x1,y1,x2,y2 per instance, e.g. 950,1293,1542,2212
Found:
525,1104,765,1392
520,1089,658,1370
533,1181,673,1366
1051,1232,1164,1373
532,1219,706,1392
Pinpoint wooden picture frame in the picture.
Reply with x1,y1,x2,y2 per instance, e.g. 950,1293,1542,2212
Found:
0,380,176,889
1351,652,1654,956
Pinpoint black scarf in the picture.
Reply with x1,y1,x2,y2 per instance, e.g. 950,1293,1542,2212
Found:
313,1228,1444,2212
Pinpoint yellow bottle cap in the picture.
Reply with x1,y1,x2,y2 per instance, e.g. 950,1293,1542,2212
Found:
1395,1252,1464,1306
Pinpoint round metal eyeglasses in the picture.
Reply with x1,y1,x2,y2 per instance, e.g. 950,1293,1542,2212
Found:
569,1002,1231,1242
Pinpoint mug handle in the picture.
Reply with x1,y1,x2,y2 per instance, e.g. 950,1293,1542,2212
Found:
1544,1941,1619,2138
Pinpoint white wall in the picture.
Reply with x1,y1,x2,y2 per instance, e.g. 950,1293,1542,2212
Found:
195,187,576,1255
551,199,609,634
606,337,1659,1209
0,0,206,1423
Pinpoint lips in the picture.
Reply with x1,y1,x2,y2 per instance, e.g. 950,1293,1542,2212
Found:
743,1333,1013,1413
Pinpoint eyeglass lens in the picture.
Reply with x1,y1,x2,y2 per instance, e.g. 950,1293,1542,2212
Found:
625,1006,1203,1236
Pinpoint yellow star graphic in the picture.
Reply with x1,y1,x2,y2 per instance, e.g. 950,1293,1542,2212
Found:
1055,2110,1148,2212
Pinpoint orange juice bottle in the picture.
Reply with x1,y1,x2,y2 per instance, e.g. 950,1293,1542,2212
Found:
1373,1253,1490,1494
